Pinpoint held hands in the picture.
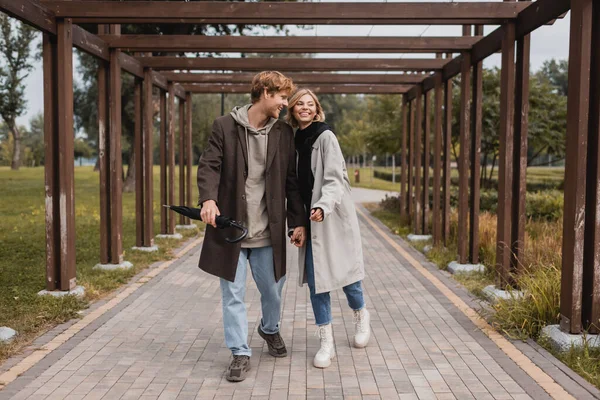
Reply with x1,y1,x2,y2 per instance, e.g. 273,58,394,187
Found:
290,226,306,248
310,208,324,222
201,200,220,228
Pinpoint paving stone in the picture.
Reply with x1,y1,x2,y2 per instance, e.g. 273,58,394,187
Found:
0,200,576,400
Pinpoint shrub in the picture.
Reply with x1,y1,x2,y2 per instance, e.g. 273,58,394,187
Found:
525,190,564,221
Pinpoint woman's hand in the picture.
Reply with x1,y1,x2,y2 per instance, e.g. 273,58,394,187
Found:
310,207,324,222
201,200,220,228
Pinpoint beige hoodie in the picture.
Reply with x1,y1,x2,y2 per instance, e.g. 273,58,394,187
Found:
230,105,278,248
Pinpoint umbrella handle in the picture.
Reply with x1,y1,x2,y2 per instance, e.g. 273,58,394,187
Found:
215,215,248,243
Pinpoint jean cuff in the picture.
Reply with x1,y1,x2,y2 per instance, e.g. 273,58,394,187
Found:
232,351,252,357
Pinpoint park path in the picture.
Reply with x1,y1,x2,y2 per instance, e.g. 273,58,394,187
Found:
0,188,597,400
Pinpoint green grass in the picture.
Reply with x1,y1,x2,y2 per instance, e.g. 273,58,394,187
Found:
0,166,203,362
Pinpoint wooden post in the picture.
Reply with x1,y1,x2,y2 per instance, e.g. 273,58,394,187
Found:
408,100,414,222
43,19,76,291
400,96,408,221
97,24,109,264
433,74,443,246
414,86,423,234
496,22,516,287
134,76,144,247
560,0,594,334
583,0,600,335
186,93,193,222
423,89,431,234
512,22,531,271
143,69,155,247
178,98,186,225
159,90,167,234
442,53,453,247
167,84,176,234
457,25,472,265
469,25,484,265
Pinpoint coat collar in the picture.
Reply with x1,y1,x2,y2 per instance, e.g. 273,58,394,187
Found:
236,119,281,171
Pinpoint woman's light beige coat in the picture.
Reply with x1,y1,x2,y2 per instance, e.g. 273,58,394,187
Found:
297,130,365,294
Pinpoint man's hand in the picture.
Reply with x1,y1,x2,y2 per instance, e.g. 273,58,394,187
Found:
290,226,306,248
310,208,324,222
200,200,220,228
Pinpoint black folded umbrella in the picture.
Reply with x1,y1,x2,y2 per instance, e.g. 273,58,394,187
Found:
163,205,248,243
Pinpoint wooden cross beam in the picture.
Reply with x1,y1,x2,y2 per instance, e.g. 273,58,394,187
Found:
138,57,448,72
161,72,428,85
182,84,411,94
41,1,529,25
98,36,481,53
406,0,570,99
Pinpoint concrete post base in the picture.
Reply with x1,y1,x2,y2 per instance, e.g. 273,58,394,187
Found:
132,245,159,252
93,261,133,271
176,224,197,230
447,261,485,274
156,233,183,240
38,286,85,298
0,327,17,343
482,285,524,304
407,234,432,242
541,325,600,352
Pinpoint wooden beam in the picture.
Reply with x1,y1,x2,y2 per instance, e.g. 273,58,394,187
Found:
413,86,423,234
511,23,531,272
408,101,414,222
185,93,193,222
560,0,594,334
162,72,427,85
159,90,167,234
99,35,482,53
442,54,453,247
433,74,443,246
42,1,529,24
496,23,516,288
178,99,186,226
406,0,569,100
400,97,408,221
181,84,411,94
469,25,484,265
457,26,471,265
423,89,431,235
152,71,169,91
143,69,155,248
134,77,144,247
167,84,176,234
139,57,448,72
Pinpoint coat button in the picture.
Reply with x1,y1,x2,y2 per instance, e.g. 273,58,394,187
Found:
242,195,246,200
312,235,317,240
243,171,247,177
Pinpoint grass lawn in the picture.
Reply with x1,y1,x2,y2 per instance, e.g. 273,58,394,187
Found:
0,166,203,362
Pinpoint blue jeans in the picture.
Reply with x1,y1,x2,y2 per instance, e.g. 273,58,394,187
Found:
220,246,286,356
305,239,365,326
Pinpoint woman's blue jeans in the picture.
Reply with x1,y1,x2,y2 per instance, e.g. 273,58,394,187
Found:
305,239,365,326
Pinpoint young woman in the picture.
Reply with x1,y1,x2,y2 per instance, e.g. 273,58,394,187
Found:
286,89,371,369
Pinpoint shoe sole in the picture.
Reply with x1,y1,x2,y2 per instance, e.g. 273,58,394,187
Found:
257,328,288,358
225,364,251,382
313,352,335,369
353,335,370,348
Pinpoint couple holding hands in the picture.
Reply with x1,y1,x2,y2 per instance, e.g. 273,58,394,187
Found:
197,71,370,382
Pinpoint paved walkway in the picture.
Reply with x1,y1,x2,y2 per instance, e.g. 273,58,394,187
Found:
0,190,598,400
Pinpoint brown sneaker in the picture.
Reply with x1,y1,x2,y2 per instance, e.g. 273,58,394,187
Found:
257,326,288,357
225,355,250,382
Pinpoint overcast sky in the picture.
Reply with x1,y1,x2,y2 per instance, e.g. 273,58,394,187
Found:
15,0,571,127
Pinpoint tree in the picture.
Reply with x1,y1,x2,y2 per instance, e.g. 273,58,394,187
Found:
363,94,403,155
22,112,44,167
0,14,37,170
539,59,568,96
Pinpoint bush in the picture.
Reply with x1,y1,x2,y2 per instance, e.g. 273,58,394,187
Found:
491,264,561,340
526,190,564,221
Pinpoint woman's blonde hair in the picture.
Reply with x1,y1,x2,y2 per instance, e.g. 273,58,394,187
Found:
285,88,326,128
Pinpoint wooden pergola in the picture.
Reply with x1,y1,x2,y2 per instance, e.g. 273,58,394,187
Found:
1,0,599,336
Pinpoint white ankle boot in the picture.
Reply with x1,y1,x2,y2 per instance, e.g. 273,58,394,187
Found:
314,323,335,368
353,308,371,348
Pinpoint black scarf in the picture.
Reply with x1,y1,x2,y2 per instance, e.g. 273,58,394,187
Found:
294,122,332,214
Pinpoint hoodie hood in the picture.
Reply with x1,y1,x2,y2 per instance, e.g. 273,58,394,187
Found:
230,104,278,136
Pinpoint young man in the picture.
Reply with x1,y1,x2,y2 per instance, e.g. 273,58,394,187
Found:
197,71,306,382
